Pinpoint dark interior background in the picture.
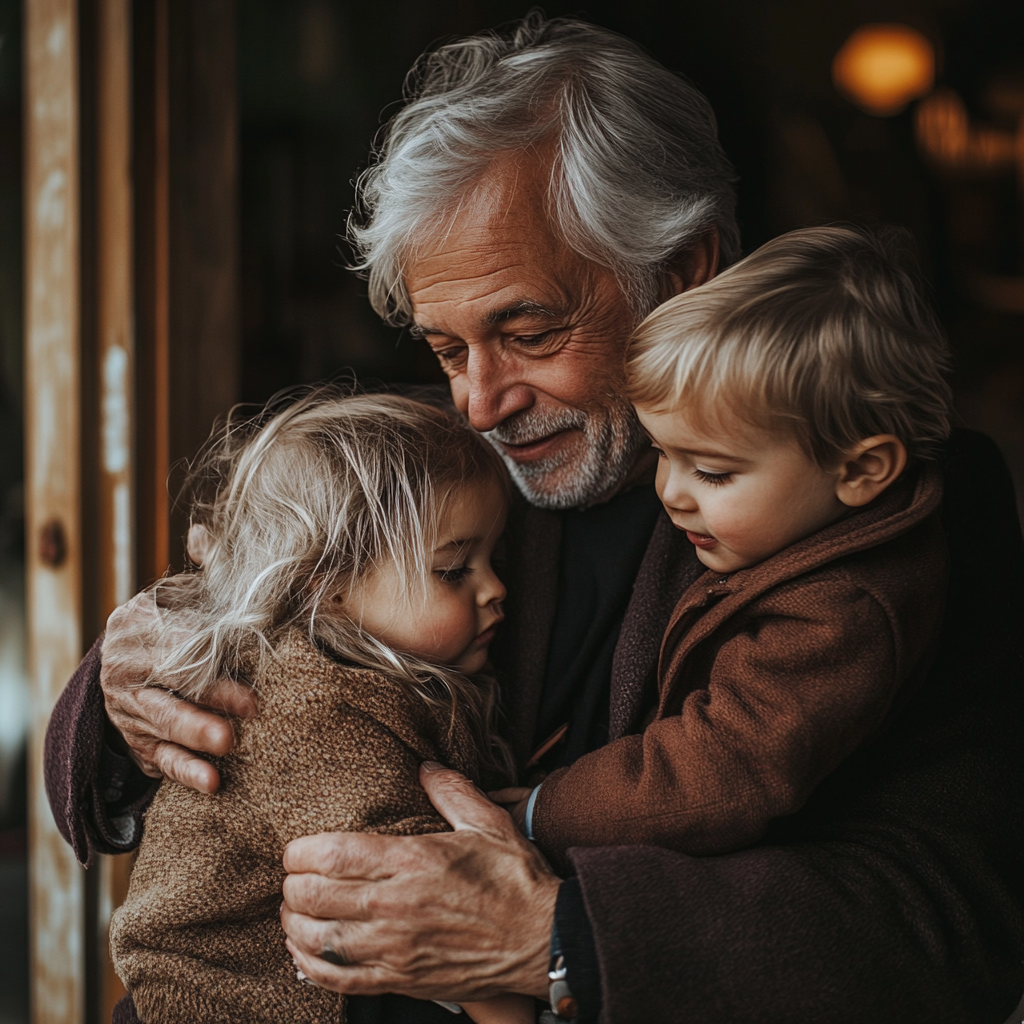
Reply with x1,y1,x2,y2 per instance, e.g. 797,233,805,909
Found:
236,0,1024,514
1,2,1022,1022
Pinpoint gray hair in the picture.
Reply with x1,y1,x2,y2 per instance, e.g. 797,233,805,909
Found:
349,13,740,322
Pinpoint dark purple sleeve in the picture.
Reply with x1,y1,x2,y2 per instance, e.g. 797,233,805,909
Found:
569,431,1024,1024
43,635,158,866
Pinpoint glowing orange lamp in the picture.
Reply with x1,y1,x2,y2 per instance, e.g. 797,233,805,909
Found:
832,24,936,116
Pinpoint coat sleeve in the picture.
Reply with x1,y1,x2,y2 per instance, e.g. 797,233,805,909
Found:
43,635,158,865
569,602,1024,1024
532,581,903,859
232,677,450,846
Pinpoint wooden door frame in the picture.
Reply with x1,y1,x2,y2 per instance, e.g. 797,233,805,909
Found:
24,2,238,1020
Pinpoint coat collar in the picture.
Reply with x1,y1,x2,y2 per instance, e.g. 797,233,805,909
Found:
658,465,944,686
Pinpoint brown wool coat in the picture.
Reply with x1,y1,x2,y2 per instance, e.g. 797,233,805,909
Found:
109,631,480,1024
531,467,948,861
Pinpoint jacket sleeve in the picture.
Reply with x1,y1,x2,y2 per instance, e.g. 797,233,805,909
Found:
43,635,158,865
569,601,1024,1024
532,582,903,859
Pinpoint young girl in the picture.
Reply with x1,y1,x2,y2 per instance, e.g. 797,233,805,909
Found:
108,392,533,1024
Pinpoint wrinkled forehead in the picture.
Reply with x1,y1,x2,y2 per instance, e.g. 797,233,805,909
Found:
404,154,571,305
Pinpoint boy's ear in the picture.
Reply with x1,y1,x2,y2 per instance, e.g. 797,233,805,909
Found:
834,435,908,507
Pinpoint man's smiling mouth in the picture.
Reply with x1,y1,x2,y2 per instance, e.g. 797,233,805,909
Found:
496,429,575,461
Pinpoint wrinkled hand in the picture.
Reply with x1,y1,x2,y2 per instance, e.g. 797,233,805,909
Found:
281,762,560,1002
100,587,256,792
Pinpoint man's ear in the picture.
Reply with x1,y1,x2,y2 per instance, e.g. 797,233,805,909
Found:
660,227,720,300
834,435,908,507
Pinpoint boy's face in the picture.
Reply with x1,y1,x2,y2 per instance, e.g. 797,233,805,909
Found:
636,404,848,574
341,478,508,674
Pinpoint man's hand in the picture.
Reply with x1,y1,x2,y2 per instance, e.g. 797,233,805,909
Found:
281,762,560,1002
100,588,256,793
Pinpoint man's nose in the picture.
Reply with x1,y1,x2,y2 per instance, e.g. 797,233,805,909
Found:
461,345,534,432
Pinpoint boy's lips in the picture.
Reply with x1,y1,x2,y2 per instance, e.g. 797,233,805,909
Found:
685,530,718,550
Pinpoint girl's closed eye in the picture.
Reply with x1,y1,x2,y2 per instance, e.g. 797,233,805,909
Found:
694,468,732,486
436,564,473,583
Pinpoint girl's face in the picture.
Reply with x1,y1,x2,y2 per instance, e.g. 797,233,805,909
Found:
340,478,508,674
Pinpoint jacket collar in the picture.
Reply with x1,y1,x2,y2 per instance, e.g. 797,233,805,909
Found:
659,465,944,681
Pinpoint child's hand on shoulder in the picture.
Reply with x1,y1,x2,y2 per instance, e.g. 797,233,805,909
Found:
488,787,534,836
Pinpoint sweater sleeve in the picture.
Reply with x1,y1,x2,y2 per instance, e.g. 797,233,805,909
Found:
532,581,902,860
43,635,158,865
232,673,450,847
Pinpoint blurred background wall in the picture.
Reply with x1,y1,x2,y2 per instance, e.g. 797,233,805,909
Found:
235,0,1024,512
1,1,1022,1022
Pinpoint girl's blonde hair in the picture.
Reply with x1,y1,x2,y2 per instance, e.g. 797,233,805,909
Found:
625,225,953,467
148,389,512,776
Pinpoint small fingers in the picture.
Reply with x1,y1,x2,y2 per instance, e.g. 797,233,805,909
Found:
200,675,257,719
487,787,533,805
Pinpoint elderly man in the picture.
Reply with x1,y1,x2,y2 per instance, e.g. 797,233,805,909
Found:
46,15,1023,1024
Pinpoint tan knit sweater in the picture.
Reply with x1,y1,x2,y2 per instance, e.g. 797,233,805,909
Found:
110,630,481,1024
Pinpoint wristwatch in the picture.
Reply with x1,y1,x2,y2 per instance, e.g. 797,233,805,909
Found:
548,953,578,1020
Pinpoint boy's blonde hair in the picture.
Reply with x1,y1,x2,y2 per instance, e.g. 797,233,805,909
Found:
142,389,511,775
625,226,953,466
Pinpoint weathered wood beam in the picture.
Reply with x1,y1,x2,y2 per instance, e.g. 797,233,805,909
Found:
92,1,136,1018
24,1,86,1022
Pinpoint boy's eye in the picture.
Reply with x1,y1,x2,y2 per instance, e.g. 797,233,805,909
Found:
693,469,731,486
651,444,666,458
436,565,472,583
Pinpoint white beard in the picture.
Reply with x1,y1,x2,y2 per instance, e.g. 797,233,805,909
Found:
483,398,648,510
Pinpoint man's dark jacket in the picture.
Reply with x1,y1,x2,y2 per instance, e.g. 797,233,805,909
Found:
46,430,1024,1023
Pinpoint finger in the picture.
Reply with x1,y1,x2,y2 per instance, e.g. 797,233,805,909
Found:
133,687,236,756
150,742,222,794
420,762,516,835
286,939,399,997
487,787,533,804
282,873,377,921
281,903,374,955
283,831,398,879
196,675,257,719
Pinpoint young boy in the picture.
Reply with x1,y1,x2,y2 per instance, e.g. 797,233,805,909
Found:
520,225,953,860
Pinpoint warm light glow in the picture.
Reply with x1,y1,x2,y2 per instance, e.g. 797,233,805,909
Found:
832,24,935,116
